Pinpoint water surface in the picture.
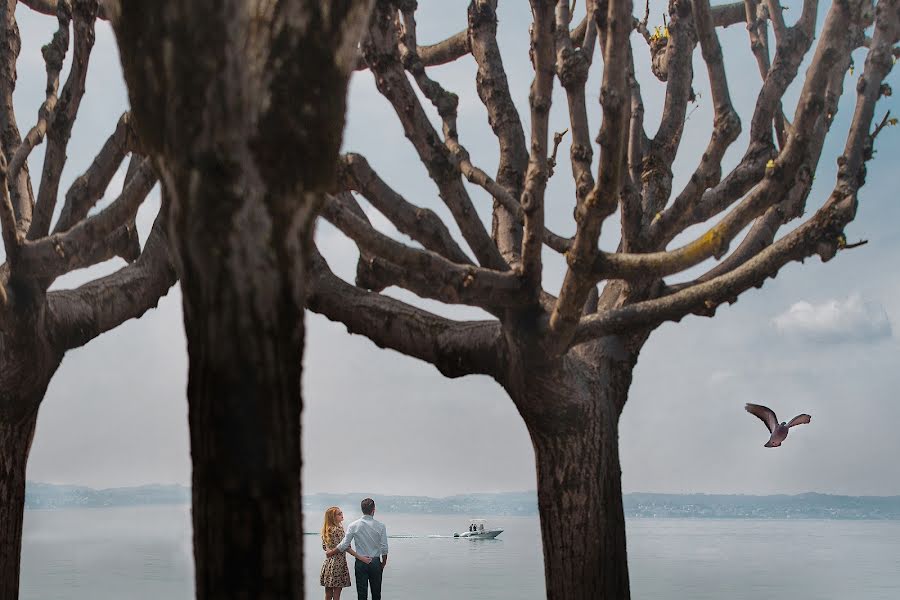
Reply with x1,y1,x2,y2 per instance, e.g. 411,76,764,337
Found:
20,507,900,599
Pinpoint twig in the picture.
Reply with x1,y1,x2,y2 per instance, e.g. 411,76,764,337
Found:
547,128,568,179
841,238,868,250
870,110,893,141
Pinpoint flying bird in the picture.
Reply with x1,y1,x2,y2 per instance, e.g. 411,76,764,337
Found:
745,403,811,448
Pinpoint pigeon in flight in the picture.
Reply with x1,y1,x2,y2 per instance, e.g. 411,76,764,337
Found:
745,403,811,447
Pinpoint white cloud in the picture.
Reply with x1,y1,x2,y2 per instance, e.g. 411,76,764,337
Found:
772,294,892,343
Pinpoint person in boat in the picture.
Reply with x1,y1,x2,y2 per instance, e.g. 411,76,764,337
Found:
320,507,371,600
327,498,389,600
479,523,484,532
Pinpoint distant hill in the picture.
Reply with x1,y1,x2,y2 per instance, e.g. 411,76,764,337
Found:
24,483,900,519
623,492,900,520
25,482,190,509
302,491,539,516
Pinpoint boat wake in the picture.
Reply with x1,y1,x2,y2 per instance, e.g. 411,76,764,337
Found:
303,532,495,539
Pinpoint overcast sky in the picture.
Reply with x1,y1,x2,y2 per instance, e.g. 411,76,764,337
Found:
14,1,900,498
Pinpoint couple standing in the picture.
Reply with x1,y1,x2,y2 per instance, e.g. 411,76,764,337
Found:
320,498,389,600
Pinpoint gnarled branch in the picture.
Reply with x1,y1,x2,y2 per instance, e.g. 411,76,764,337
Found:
364,2,506,271
308,249,503,379
548,0,633,349
16,158,156,281
322,192,526,310
29,0,98,240
46,207,175,352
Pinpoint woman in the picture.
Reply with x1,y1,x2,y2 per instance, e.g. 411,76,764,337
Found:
320,506,370,600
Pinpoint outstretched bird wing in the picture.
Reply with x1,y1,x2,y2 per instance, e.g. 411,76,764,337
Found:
787,414,812,428
745,403,778,433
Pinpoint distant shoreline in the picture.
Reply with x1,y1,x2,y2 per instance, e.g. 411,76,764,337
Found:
24,483,900,519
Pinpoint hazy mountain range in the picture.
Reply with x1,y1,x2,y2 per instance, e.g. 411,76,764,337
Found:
24,483,900,519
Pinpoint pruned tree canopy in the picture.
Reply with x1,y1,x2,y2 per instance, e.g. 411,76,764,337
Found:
308,0,899,597
312,0,897,378
1,1,176,596
1,0,174,383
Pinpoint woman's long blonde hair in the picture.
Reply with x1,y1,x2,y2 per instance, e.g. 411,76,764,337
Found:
321,506,342,544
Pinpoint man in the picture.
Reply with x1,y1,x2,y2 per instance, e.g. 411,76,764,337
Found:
326,497,389,600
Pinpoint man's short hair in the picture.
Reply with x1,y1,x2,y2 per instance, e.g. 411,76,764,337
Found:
361,498,375,515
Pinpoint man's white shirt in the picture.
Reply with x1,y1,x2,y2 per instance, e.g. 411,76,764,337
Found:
337,515,389,558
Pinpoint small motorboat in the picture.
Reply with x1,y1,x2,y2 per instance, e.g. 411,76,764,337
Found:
453,519,503,539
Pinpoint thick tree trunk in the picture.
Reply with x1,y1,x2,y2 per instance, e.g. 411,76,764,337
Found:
178,206,308,598
110,2,373,597
0,410,37,600
506,340,637,600
532,417,630,599
0,321,60,600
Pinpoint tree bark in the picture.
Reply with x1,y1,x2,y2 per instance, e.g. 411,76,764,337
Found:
178,195,308,597
505,340,637,600
0,409,38,600
533,418,630,600
0,304,61,599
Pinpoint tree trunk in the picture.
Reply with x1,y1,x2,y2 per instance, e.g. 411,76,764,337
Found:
507,340,637,600
0,322,60,600
0,410,37,600
178,209,308,598
110,3,374,597
533,417,630,599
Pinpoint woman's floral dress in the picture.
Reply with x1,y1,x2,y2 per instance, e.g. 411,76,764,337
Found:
320,525,351,588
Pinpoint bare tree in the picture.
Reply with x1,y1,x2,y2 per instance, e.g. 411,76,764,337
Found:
0,1,176,597
309,0,899,597
105,0,373,597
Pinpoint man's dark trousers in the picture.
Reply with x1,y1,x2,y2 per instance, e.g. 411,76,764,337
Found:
355,556,383,600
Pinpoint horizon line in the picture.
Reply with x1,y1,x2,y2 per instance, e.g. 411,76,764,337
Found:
25,481,900,498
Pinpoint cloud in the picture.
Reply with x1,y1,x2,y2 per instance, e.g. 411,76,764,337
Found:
772,294,892,343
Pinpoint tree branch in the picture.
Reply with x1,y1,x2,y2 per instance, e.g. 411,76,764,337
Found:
670,35,856,288
837,0,898,183
555,0,596,209
467,0,528,264
549,0,633,349
644,0,742,243
7,1,70,181
29,0,98,240
649,0,821,246
53,112,135,234
764,0,787,42
46,208,175,352
693,0,736,124
355,29,469,71
363,3,506,271
16,158,156,281
641,0,696,221
573,0,898,344
572,194,855,344
744,1,788,147
307,249,503,379
322,192,527,309
712,1,750,27
519,0,556,290
339,153,473,266
1,0,35,238
587,0,863,289
19,0,110,20
0,148,22,265
622,44,648,250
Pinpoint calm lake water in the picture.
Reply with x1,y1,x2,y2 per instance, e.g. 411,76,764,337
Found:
20,506,900,599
